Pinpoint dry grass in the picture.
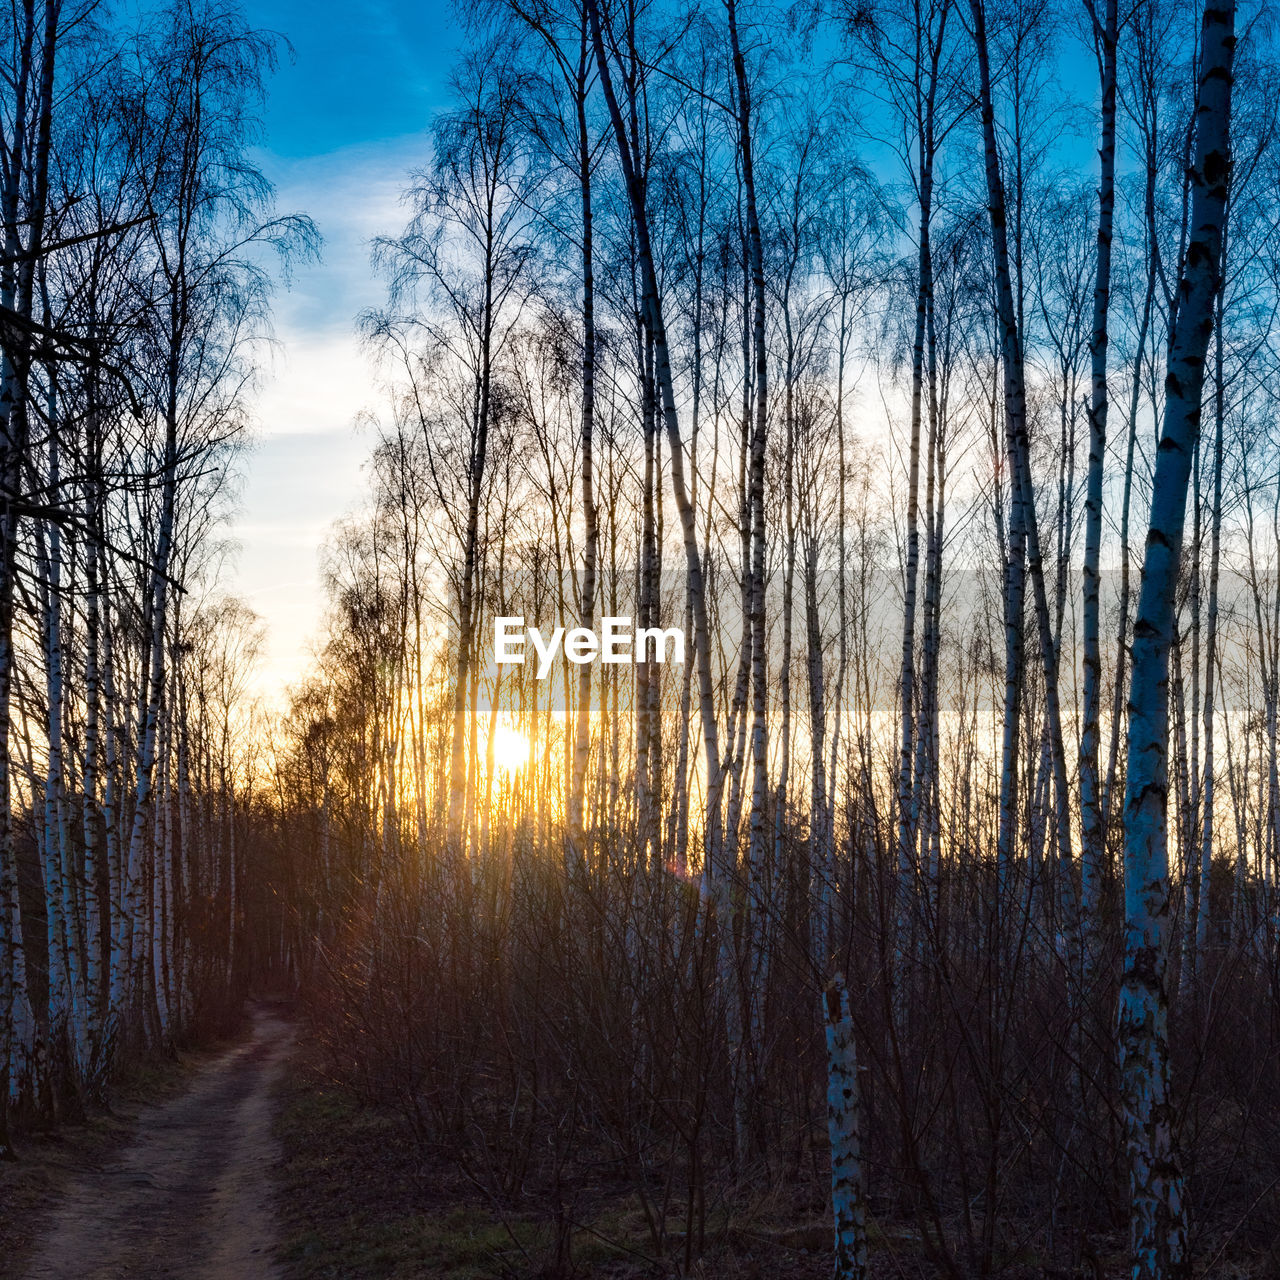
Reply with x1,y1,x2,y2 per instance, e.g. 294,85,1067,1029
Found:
269,1050,858,1279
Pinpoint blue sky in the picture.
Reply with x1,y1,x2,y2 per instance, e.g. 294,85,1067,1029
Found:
229,0,462,699
253,0,458,159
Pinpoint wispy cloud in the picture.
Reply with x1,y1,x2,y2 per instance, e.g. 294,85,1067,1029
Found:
262,133,430,334
230,135,429,701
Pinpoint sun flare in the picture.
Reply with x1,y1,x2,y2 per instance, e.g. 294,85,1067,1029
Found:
490,725,530,774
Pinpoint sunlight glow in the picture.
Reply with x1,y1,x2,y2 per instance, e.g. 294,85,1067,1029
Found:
490,724,530,774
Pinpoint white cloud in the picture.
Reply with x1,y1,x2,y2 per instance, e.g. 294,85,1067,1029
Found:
253,330,373,438
260,133,431,335
225,136,432,703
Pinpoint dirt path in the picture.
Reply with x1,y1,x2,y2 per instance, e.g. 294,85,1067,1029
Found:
22,999,294,1280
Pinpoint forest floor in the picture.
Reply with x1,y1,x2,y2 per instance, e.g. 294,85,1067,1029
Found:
3,1004,1152,1279
269,1032,1130,1279
9,996,294,1279
272,1040,846,1280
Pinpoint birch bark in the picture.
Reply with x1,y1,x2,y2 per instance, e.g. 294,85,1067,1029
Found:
1119,0,1234,1270
1079,0,1118,973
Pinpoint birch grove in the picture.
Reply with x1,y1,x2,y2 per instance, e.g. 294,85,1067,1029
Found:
236,0,1280,1266
5,0,1280,1273
0,0,310,1152
265,0,1280,1267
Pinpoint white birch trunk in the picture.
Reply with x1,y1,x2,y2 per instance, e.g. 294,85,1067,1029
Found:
1119,0,1234,1270
825,974,868,1279
1079,0,1118,976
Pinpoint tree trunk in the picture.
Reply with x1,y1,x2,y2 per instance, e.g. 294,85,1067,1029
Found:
1119,1,1233,1271
1079,0,1118,975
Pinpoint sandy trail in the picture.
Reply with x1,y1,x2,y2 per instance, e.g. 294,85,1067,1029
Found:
22,999,294,1280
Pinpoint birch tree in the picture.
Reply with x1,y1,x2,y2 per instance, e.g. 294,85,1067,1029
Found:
1120,0,1234,1271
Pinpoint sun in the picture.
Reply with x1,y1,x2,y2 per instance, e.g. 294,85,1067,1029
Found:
490,724,530,774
